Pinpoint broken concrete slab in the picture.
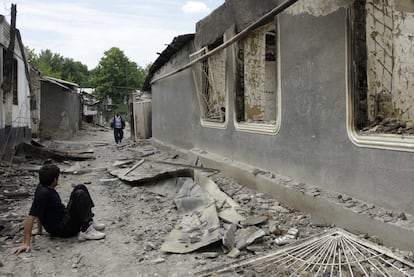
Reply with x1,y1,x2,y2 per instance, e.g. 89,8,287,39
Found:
147,177,223,254
111,162,244,254
16,142,94,161
109,159,193,183
235,226,266,250
222,224,237,250
61,162,107,175
227,248,241,258
240,216,267,227
161,203,222,254
146,175,244,224
194,173,244,225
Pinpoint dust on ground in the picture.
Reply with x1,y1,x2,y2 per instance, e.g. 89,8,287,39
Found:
0,125,410,276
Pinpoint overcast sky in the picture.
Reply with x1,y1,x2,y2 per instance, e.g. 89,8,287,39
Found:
0,0,224,69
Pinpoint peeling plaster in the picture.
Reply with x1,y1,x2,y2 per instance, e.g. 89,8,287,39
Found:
366,0,414,122
392,10,414,120
285,0,352,17
207,49,226,119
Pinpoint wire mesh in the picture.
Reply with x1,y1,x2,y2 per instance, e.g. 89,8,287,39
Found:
196,228,414,277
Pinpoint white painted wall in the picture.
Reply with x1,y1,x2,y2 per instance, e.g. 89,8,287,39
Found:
11,57,31,128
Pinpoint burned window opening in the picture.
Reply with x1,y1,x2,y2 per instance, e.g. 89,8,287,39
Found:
236,22,278,127
265,31,276,62
191,36,227,125
12,58,18,105
351,0,414,136
2,49,18,105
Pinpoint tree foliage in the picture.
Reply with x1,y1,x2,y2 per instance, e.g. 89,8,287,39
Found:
27,46,150,103
90,47,147,104
28,49,90,87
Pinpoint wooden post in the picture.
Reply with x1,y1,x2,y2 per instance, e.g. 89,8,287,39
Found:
2,4,17,96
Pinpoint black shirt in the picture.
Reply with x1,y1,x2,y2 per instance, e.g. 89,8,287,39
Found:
29,185,66,235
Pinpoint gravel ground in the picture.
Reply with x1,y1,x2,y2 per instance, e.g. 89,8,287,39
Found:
0,125,412,276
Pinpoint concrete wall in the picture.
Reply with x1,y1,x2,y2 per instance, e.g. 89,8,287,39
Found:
39,81,80,140
151,0,414,216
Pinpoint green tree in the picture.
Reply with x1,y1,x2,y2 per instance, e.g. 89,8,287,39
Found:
90,47,147,104
28,48,90,86
61,58,90,87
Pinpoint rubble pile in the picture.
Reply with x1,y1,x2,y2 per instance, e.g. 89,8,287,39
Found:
0,161,38,241
1,129,413,276
362,118,414,135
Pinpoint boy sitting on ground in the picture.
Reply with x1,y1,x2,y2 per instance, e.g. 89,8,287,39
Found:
12,162,105,254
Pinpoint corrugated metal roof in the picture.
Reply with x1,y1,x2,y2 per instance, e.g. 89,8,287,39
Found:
142,33,194,92
41,76,79,91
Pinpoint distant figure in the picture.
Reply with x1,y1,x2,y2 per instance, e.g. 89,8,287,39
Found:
12,161,105,254
110,111,125,144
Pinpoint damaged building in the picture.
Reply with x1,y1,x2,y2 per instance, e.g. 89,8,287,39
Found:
144,0,414,250
0,12,31,160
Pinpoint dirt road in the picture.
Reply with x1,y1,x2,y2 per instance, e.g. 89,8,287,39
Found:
0,126,335,276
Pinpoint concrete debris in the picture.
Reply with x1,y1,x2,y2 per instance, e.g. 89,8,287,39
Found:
240,215,267,227
61,162,106,175
268,221,283,235
150,257,165,264
99,178,118,182
235,226,266,250
274,227,299,246
202,252,219,259
109,159,193,183
0,221,20,237
222,224,237,250
227,248,241,258
161,203,222,253
133,173,249,254
15,142,95,161
246,244,265,254
3,127,414,276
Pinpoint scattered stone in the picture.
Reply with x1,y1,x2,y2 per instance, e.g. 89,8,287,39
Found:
227,248,241,258
287,228,299,238
308,188,320,197
269,205,290,213
274,228,299,246
345,202,356,208
0,222,20,237
246,244,264,254
268,221,283,236
222,224,237,250
151,257,165,264
235,226,266,249
99,178,118,182
202,252,219,259
144,242,156,251
240,216,267,227
399,212,407,221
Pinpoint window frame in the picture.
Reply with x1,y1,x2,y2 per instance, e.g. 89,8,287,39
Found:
346,5,414,152
234,18,281,135
191,36,229,130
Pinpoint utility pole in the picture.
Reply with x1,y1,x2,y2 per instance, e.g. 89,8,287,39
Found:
3,4,17,95
2,4,17,126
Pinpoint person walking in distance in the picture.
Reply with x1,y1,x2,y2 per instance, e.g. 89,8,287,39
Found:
110,111,125,144
12,161,105,254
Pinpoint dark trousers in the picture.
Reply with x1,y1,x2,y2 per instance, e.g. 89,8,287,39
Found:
114,128,123,143
53,185,95,237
